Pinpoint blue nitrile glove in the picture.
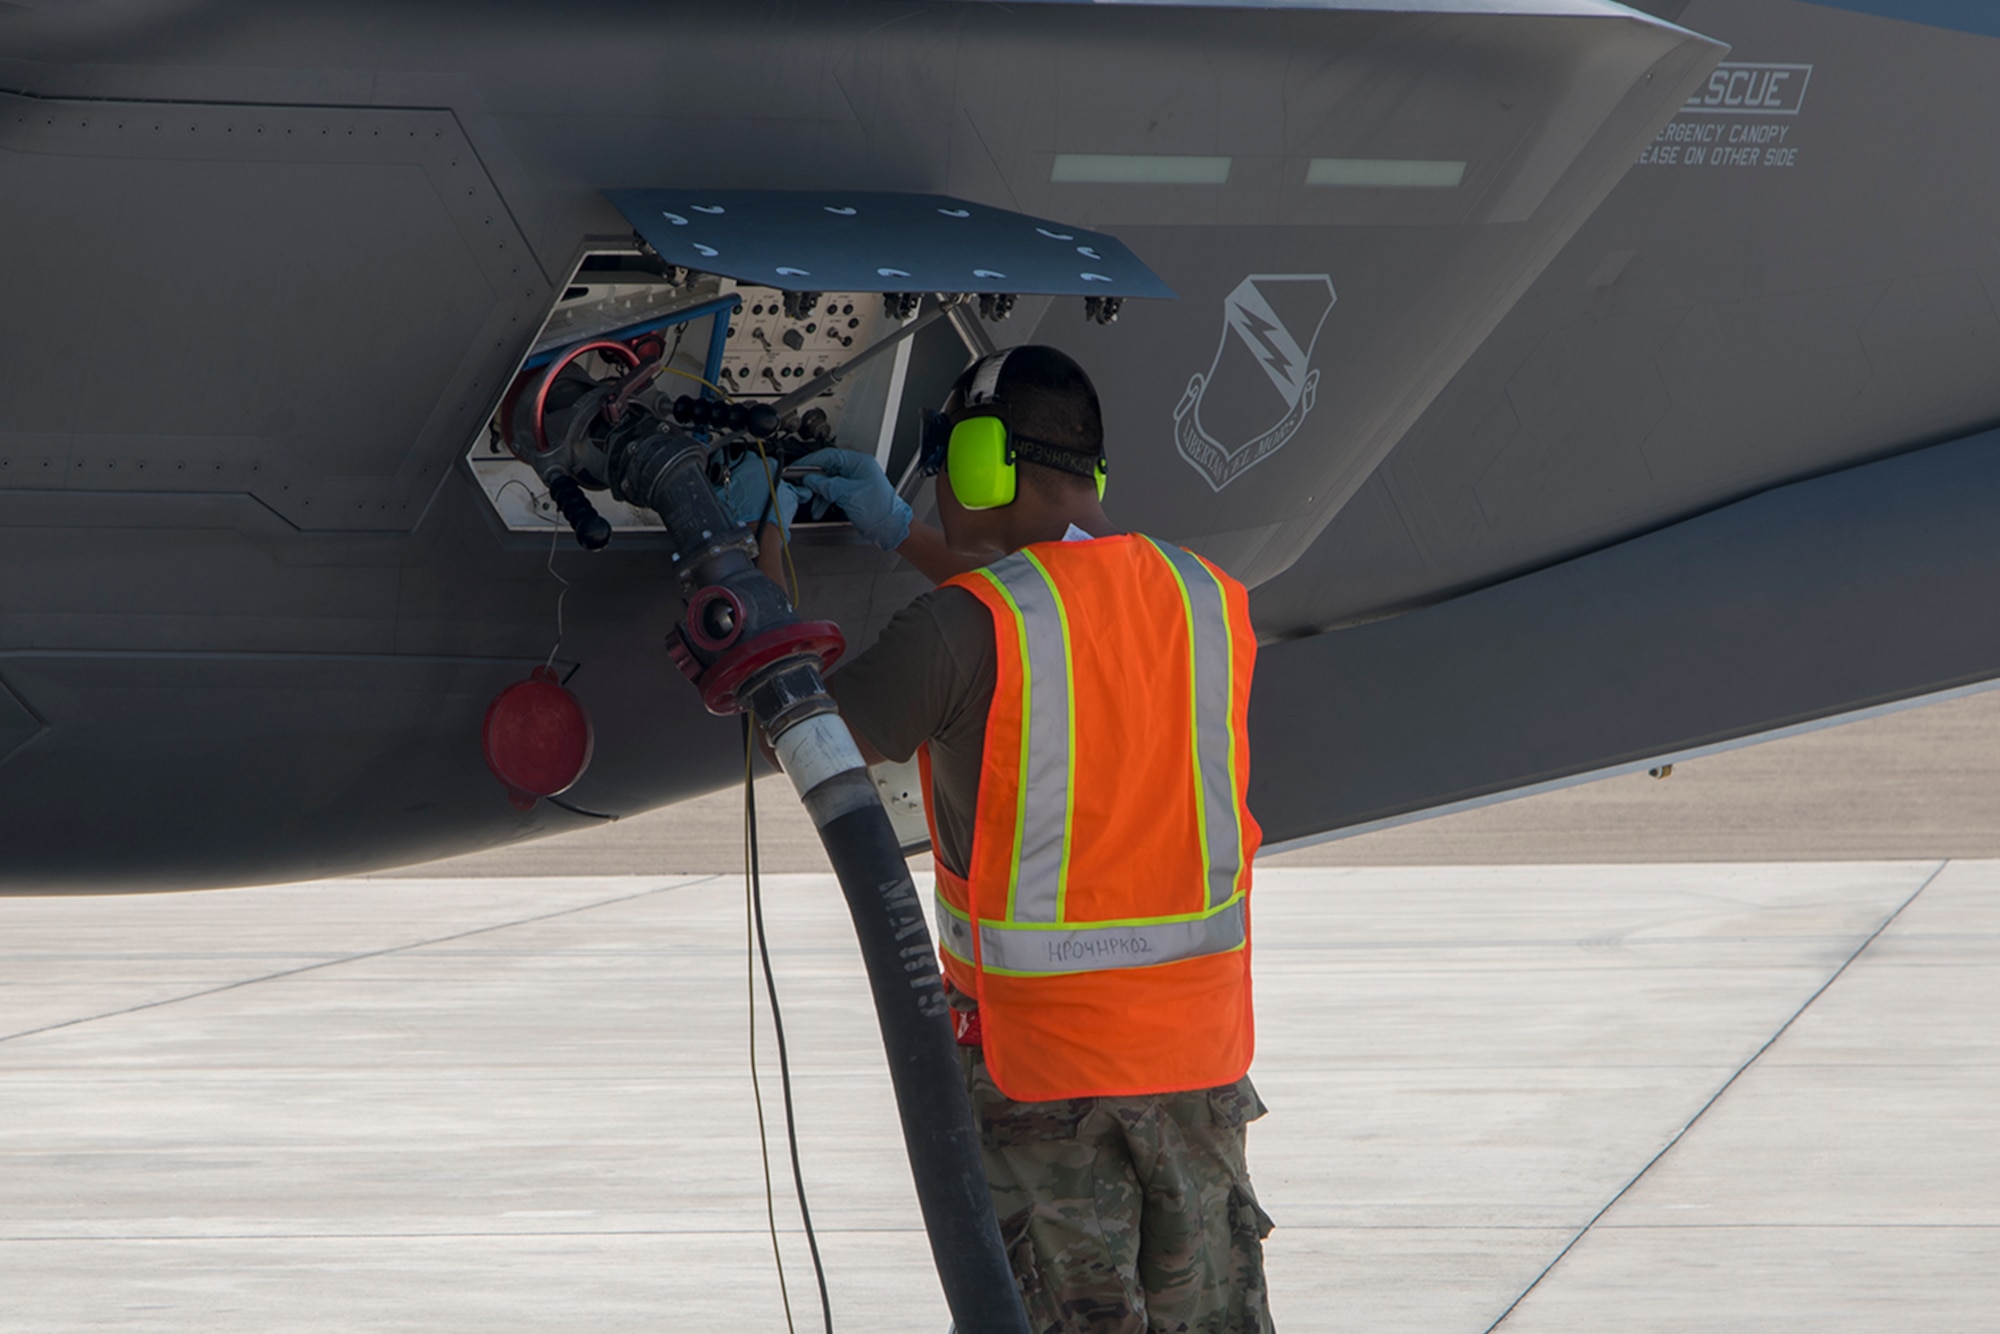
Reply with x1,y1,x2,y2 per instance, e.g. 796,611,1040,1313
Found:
793,448,913,551
714,456,804,538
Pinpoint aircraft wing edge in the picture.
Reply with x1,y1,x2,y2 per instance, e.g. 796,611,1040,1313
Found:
1248,425,2000,850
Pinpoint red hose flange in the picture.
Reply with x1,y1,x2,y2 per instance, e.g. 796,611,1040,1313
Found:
669,620,846,717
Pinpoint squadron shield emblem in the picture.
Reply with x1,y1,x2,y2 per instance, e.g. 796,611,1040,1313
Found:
1174,274,1338,492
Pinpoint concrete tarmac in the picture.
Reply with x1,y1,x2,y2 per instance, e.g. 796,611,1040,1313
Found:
4,859,1996,1331
8,692,2000,1329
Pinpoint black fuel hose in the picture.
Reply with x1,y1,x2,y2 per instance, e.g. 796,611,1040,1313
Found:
597,422,1025,1330
784,754,1028,1334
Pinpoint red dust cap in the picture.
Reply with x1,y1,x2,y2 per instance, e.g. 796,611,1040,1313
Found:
482,666,594,810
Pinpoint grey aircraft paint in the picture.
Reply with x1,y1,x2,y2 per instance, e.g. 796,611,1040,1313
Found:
0,0,1987,890
1254,0,2000,634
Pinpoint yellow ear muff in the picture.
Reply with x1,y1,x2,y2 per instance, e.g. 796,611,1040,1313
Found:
1095,457,1108,501
947,415,1017,511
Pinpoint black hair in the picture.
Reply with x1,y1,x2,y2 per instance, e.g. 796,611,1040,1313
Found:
947,345,1104,482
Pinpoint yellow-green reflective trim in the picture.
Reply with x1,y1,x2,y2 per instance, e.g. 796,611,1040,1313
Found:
1020,548,1080,922
938,888,1244,932
967,540,1245,951
1191,549,1247,901
1157,541,1213,900
977,941,1247,980
936,889,1246,977
1145,538,1245,909
996,894,1243,930
979,551,1073,925
971,565,1035,925
976,896,1247,976
935,892,976,965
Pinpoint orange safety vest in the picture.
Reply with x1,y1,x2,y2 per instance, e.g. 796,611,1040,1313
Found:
920,532,1261,1101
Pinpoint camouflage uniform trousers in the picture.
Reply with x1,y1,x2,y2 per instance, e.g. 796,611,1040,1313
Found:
960,1045,1277,1334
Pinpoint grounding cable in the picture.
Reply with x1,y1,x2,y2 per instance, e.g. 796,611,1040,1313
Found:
742,715,834,1333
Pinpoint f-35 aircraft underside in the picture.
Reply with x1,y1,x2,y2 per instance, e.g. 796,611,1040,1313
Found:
1,0,1995,889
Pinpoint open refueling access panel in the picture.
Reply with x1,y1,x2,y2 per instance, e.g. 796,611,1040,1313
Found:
466,189,1174,539
468,261,919,536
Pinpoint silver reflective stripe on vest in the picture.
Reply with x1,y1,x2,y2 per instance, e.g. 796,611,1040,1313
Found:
980,551,1073,923
936,894,976,964
1146,539,1244,910
979,897,1246,976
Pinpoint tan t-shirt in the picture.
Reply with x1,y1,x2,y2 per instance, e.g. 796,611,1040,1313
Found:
826,586,995,878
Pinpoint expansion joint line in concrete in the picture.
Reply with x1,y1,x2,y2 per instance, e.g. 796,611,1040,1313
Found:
1482,859,1950,1332
0,875,721,1048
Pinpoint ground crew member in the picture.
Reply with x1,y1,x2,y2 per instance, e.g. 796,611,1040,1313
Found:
788,345,1276,1333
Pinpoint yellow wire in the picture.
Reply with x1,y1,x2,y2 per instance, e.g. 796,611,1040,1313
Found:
746,722,799,1334
657,365,734,400
754,439,801,608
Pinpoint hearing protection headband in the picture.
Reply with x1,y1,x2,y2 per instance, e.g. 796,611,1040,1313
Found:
917,350,1108,510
